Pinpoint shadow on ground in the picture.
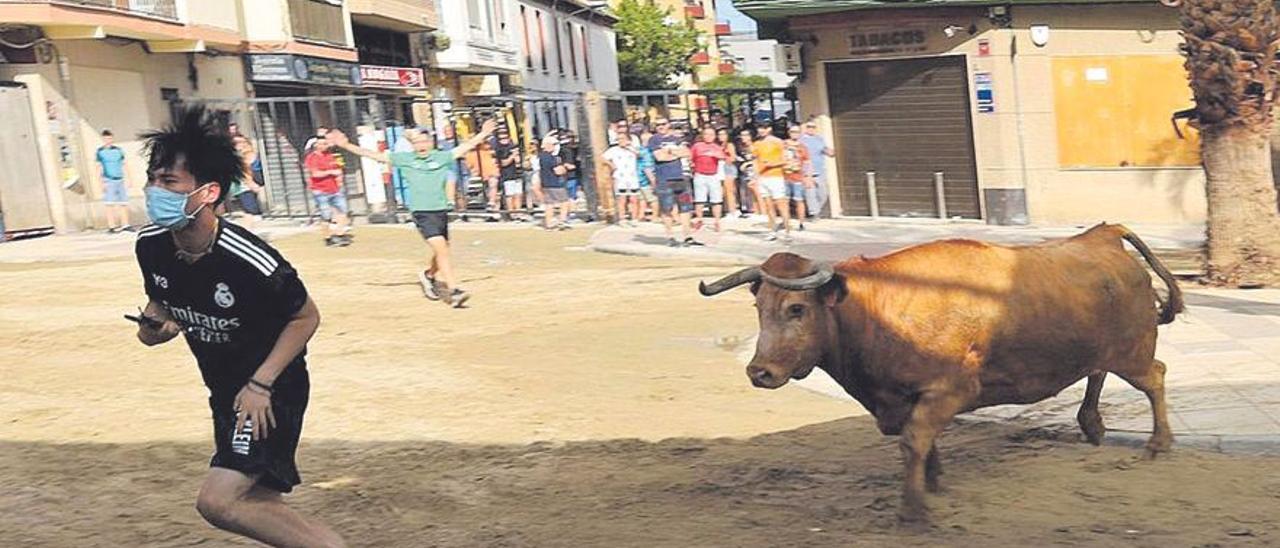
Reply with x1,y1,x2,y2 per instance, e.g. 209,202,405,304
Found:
3,418,1277,547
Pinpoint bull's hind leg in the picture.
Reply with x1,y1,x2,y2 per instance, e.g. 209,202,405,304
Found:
1114,359,1174,458
1077,373,1107,445
925,445,943,493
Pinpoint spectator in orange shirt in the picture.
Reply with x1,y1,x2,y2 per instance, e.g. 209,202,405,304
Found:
749,123,792,242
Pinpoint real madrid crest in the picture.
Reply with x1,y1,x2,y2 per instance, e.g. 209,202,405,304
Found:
214,282,235,309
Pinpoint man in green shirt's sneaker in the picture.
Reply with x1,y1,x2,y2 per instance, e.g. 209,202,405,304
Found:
328,119,497,308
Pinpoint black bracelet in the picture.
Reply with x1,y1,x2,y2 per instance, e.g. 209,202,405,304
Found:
248,378,273,393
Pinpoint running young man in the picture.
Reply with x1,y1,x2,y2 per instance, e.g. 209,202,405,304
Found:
302,136,351,247
750,123,792,242
133,106,344,547
328,119,498,308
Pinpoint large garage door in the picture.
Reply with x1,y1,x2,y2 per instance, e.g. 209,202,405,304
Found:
827,56,981,219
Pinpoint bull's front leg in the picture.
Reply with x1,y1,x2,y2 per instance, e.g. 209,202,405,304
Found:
898,388,970,523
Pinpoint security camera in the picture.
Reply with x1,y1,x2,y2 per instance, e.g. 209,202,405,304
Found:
943,25,965,38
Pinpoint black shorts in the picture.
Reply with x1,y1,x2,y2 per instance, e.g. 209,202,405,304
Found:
209,378,309,493
412,210,449,240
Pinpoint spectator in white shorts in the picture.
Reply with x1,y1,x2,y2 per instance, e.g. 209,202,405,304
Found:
750,123,793,242
603,132,642,225
689,126,727,232
492,130,523,221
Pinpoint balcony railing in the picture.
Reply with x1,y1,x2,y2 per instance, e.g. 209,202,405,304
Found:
288,0,348,46
690,51,710,65
10,0,179,21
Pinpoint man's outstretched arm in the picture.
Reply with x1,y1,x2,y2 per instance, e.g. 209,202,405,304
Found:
328,131,390,164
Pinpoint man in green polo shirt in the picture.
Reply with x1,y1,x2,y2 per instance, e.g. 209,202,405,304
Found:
328,119,497,308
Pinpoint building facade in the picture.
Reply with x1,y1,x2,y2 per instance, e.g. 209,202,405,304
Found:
0,0,440,232
738,0,1204,226
715,27,792,88
431,0,619,137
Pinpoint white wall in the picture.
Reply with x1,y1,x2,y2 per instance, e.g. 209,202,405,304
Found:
186,0,241,32
718,34,792,88
513,0,619,94
434,0,521,73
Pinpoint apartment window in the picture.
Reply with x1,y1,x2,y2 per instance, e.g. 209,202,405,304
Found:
288,0,346,46
468,0,485,32
520,6,533,69
492,0,507,37
566,21,578,79
536,10,548,72
579,24,591,81
553,15,565,76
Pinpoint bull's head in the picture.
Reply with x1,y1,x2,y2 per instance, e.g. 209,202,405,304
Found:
699,253,847,389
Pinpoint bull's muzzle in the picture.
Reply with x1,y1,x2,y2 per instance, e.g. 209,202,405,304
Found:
747,364,784,389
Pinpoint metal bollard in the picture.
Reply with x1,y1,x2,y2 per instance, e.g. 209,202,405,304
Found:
866,171,880,218
934,171,948,220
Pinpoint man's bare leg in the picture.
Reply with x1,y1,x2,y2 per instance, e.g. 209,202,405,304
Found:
711,203,723,232
426,236,455,289
196,468,344,548
774,198,791,237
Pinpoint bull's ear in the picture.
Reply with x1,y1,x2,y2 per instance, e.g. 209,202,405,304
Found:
822,274,847,307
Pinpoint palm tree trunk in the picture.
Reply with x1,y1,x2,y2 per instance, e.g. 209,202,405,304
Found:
1201,125,1280,285
1181,0,1280,286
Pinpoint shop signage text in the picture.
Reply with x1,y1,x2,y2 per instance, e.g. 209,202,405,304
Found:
848,28,928,55
247,54,362,87
359,65,425,89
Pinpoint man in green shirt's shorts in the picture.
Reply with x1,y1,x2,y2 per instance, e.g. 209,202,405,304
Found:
328,119,497,308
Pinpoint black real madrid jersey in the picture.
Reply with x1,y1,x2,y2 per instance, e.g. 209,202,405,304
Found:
136,219,309,396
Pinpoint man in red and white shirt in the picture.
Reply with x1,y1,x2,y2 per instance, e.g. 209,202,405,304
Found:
303,136,351,247
689,127,727,232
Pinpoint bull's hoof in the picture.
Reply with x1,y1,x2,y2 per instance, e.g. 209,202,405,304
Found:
1078,413,1106,446
925,480,945,494
1142,436,1173,460
897,499,930,527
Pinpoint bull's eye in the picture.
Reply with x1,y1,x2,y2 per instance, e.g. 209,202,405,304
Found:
787,304,806,318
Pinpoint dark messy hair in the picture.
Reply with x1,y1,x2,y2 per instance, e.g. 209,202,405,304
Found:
140,104,242,205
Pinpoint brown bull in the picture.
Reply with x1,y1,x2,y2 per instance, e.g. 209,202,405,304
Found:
699,223,1183,522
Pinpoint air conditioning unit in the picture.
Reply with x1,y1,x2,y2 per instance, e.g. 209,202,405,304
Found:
775,43,802,74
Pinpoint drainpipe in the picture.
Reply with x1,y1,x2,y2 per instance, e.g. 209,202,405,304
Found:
57,51,95,229
1008,30,1031,225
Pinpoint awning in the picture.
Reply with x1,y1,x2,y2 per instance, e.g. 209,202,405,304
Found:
735,0,1151,21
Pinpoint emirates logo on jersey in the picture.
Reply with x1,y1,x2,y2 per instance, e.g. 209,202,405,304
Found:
214,282,235,309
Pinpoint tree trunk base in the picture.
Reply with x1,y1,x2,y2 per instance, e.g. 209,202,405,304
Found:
1201,126,1280,288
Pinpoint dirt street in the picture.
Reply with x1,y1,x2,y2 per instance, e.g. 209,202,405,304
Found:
1,224,1277,547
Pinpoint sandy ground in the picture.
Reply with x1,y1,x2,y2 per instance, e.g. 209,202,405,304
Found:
1,224,1278,547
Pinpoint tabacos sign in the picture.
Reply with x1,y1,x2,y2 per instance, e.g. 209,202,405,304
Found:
848,28,928,55
359,65,426,89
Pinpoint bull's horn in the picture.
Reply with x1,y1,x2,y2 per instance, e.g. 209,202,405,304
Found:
699,266,762,296
762,263,835,291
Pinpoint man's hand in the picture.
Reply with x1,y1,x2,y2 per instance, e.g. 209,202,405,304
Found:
326,130,350,147
479,119,499,137
234,383,276,441
136,305,180,346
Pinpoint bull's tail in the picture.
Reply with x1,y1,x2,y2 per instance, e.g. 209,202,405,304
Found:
1110,224,1185,324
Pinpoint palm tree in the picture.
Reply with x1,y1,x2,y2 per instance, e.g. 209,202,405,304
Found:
1179,0,1280,286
